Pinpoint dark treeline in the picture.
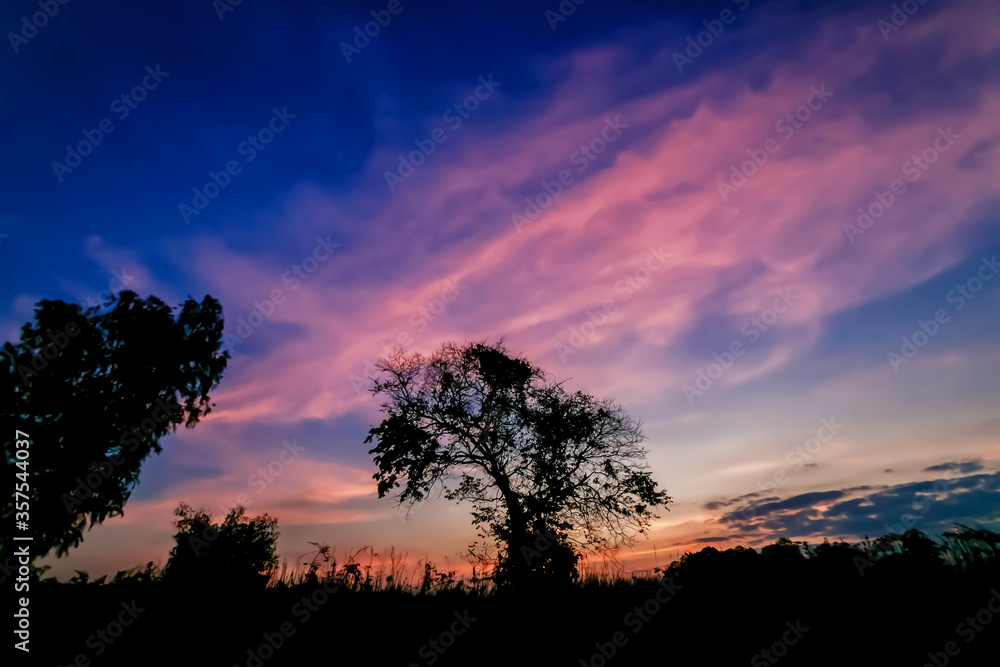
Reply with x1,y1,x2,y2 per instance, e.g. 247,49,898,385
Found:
24,524,1000,667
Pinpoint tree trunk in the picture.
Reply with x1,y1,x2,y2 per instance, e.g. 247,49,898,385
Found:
492,470,532,584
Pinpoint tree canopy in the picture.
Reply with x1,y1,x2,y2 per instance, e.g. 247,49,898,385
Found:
2,290,228,559
365,340,671,584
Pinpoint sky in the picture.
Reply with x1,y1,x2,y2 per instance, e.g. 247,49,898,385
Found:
2,0,999,580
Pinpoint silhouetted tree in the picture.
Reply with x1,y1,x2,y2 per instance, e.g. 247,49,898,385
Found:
163,503,278,587
1,291,227,560
364,340,671,586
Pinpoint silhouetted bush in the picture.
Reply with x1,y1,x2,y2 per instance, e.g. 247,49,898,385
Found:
162,503,278,588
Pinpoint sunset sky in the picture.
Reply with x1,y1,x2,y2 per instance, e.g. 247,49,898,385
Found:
3,0,999,579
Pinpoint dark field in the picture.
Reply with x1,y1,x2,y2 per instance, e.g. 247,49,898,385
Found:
24,531,1000,667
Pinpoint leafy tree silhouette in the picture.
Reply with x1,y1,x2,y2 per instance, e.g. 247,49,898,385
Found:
364,339,671,586
1,291,227,561
163,503,279,588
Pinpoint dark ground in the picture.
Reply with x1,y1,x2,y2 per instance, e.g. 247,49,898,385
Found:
18,552,1000,667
